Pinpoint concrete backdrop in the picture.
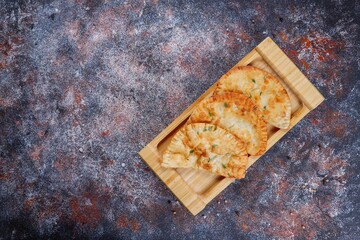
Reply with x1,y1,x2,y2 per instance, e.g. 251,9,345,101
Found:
1,0,359,239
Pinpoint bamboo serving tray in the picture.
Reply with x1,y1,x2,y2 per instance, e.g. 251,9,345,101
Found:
139,37,324,215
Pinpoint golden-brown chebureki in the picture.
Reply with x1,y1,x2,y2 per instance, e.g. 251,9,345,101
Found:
162,123,248,179
214,66,291,129
189,93,267,156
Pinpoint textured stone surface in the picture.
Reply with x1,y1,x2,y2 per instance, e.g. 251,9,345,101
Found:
1,0,359,239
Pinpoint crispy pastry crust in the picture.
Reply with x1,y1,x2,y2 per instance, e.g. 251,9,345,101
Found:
162,123,248,179
189,92,267,155
214,66,291,129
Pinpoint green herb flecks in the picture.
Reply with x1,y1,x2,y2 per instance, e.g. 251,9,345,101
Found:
208,126,213,131
224,102,229,108
189,150,194,154
203,127,207,132
263,105,267,110
260,91,262,96
249,94,252,99
222,163,227,169
214,126,217,131
207,157,211,162
212,144,218,148
252,79,256,83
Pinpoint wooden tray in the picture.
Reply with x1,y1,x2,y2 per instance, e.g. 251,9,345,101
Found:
139,37,324,215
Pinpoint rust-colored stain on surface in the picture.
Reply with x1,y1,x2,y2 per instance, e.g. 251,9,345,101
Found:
116,216,141,232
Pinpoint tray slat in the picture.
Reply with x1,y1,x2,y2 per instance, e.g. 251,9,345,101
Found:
139,37,324,216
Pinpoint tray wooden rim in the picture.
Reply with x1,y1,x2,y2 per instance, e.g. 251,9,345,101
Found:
139,37,325,216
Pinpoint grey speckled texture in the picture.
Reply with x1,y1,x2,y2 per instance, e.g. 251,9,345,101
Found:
1,0,359,239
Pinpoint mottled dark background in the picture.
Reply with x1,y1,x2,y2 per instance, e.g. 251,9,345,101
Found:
1,0,359,239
